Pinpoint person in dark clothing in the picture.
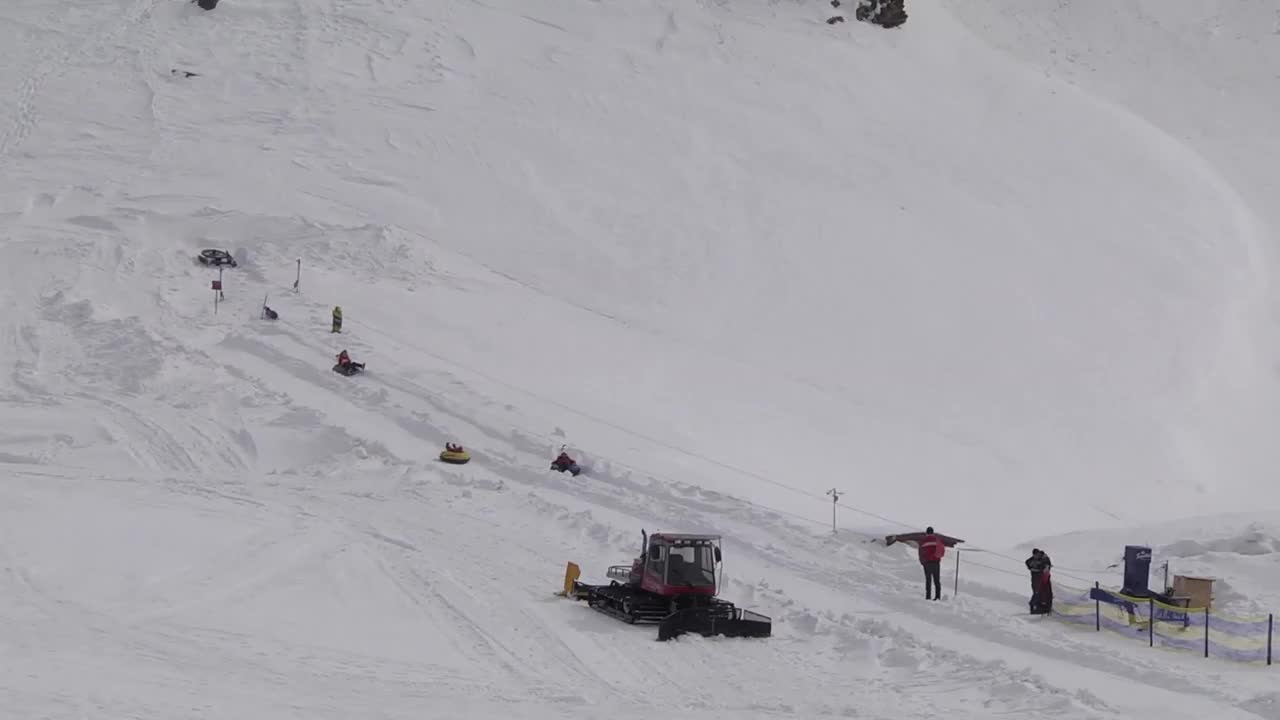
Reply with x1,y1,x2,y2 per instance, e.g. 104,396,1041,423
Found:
1026,548,1053,613
551,449,581,476
1025,549,1049,590
1033,569,1054,614
918,526,945,600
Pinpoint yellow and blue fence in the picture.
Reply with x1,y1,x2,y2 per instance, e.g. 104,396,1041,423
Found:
1053,584,1274,665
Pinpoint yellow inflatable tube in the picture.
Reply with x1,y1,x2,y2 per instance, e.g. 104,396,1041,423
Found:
439,449,471,465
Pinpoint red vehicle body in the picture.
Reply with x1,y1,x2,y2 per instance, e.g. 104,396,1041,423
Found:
609,533,720,598
564,530,771,640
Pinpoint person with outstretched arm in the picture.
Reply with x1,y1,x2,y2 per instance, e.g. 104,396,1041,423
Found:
918,527,945,600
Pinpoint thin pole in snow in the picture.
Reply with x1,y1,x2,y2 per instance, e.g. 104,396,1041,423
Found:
826,489,842,534
1149,597,1155,648
294,258,301,292
214,266,225,313
953,549,960,597
1203,605,1209,659
1268,614,1273,666
1095,582,1100,632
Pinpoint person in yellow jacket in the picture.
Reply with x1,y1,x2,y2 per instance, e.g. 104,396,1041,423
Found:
331,305,343,333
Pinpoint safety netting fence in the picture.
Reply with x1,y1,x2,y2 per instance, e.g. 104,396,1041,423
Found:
1053,584,1274,665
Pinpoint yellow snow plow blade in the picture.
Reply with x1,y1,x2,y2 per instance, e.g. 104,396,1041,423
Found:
556,562,581,597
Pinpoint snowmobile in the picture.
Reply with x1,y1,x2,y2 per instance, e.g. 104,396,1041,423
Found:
559,530,772,641
197,248,237,267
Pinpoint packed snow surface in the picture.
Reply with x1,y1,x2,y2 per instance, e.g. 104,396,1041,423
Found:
2,0,1280,718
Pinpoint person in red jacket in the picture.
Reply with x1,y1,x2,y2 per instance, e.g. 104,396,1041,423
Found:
918,527,945,600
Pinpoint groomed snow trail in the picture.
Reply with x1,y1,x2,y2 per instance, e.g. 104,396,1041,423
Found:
2,1,1279,719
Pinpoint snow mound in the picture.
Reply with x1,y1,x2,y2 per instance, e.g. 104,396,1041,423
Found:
1164,526,1280,558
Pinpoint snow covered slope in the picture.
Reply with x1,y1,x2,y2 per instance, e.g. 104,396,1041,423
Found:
2,0,1279,718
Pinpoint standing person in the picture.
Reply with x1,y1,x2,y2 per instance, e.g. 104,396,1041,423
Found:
1026,549,1052,613
918,527,945,601
331,305,343,333
1035,567,1054,614
1025,549,1048,592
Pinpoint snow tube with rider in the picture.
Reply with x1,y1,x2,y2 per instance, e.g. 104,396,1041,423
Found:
333,362,365,376
439,448,471,464
551,458,581,476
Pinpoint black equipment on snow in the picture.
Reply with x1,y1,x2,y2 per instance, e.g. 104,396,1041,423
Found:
559,530,772,641
197,248,237,267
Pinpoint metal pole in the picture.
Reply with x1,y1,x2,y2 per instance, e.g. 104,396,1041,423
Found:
1203,606,1209,658
1163,561,1169,592
1268,613,1273,666
294,258,301,291
1095,582,1100,632
825,489,841,534
1149,597,1154,648
953,550,960,597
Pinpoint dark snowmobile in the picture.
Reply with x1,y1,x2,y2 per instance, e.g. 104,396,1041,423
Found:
559,530,772,641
